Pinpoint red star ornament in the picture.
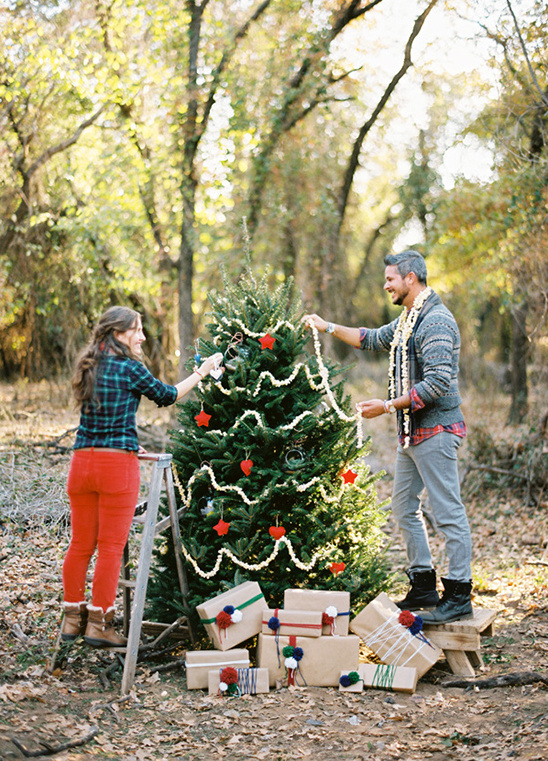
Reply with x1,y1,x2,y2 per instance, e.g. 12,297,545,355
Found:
341,468,358,484
195,409,212,427
213,519,230,536
259,333,276,350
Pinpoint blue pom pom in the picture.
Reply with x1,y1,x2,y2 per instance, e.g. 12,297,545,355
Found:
223,605,235,615
339,674,351,687
409,615,423,635
268,616,280,631
292,647,304,661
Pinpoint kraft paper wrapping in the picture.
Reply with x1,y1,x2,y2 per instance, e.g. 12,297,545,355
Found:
185,649,250,689
261,608,323,638
283,588,351,636
359,662,419,694
257,632,360,687
196,580,266,651
208,667,270,696
349,592,441,679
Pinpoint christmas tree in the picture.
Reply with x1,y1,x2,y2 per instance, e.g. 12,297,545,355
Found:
147,267,391,633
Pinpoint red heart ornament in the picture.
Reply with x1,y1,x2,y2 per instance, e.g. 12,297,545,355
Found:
269,526,286,540
329,561,346,576
240,459,253,475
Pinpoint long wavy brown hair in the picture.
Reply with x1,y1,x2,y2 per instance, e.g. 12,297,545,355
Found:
72,306,142,407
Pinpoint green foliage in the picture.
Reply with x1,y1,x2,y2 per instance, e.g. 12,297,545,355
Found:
147,267,390,632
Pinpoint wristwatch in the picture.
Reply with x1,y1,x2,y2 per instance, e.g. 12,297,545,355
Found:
325,322,335,334
384,400,397,414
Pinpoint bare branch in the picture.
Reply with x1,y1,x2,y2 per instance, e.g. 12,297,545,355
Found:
337,0,439,226
200,0,274,138
26,105,106,178
505,0,548,108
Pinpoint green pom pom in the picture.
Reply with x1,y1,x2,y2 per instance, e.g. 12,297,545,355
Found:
348,671,360,685
282,645,295,658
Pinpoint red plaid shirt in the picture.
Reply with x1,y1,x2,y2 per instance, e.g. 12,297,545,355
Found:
406,387,467,447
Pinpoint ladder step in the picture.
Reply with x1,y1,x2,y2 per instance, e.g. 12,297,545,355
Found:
141,621,190,641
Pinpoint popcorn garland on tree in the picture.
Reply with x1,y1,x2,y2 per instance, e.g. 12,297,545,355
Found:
167,315,372,579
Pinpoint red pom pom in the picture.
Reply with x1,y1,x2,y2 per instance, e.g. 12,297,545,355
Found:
216,610,233,629
399,610,415,628
322,612,335,626
220,666,238,685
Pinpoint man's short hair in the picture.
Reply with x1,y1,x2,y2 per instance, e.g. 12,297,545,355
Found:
384,250,428,284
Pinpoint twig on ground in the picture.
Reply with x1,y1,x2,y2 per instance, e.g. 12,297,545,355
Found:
149,656,187,674
443,670,548,690
10,623,29,644
10,725,99,757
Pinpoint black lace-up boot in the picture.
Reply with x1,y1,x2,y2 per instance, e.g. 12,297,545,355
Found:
395,569,440,610
420,578,473,624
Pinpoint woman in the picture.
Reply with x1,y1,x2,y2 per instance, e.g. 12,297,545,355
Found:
60,306,222,648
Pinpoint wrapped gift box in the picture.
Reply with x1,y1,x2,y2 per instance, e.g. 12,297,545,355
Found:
185,649,250,690
349,592,442,679
338,670,364,693
360,663,418,694
261,608,323,638
257,632,360,687
196,580,266,651
208,667,270,696
283,588,351,636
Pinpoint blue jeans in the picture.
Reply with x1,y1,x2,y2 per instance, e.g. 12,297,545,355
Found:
390,432,472,580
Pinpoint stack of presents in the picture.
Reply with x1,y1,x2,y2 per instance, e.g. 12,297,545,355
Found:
184,580,484,697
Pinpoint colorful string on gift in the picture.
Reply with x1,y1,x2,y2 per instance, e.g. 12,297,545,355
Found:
364,612,435,667
372,664,397,690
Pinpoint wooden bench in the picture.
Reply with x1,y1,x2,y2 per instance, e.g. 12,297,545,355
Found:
423,608,498,677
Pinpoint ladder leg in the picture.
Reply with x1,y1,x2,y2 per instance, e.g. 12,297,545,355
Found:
164,465,196,645
121,459,164,695
122,542,131,637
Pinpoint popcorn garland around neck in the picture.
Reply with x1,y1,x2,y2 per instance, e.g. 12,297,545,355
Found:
388,286,432,448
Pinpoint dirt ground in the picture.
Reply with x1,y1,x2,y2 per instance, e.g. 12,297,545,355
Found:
0,378,547,761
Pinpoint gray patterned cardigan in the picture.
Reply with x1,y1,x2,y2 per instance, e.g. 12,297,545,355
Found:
359,291,464,432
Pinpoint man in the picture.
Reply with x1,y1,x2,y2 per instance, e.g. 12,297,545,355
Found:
304,250,473,624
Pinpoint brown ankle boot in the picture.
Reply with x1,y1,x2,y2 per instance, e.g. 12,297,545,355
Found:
83,606,127,648
60,602,88,641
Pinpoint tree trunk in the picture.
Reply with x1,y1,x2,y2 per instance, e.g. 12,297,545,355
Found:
507,300,529,424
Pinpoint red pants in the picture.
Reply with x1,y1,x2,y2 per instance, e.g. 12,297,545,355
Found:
63,449,140,611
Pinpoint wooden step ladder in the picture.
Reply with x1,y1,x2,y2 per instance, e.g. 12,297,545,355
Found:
119,452,194,695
